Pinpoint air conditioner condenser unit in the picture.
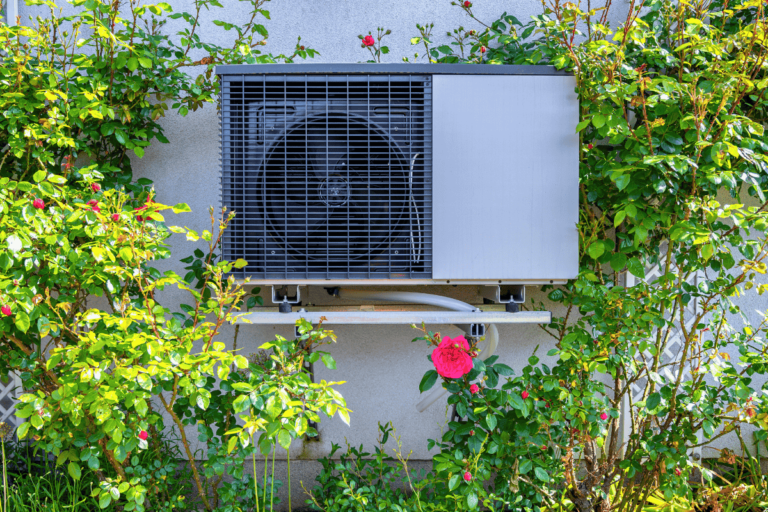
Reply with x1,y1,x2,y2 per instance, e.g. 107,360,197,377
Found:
216,64,579,287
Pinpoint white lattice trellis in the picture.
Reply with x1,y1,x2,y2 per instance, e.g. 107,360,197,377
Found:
620,253,704,459
0,372,22,429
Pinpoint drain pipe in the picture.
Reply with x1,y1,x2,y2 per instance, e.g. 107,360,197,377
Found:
332,288,500,412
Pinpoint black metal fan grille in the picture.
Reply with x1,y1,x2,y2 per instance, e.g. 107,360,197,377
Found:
220,74,432,279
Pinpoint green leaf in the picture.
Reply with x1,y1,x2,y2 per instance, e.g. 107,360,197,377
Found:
33,170,47,183
486,414,497,431
610,253,627,272
614,210,626,227
646,392,661,410
494,364,513,376
127,57,138,71
519,458,532,474
419,370,438,393
576,119,590,132
448,474,460,491
627,258,645,279
277,429,292,449
138,57,152,68
614,173,631,191
588,242,605,259
321,353,336,370
703,420,714,437
99,491,111,509
534,466,550,482
172,203,192,213
467,492,478,509
68,461,82,480
15,312,30,333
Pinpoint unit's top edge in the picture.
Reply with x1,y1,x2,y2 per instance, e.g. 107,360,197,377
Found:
215,63,571,76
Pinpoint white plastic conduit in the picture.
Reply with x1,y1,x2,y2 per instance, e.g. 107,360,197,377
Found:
334,289,500,412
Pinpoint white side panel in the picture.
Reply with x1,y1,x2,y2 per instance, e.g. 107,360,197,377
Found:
432,74,579,281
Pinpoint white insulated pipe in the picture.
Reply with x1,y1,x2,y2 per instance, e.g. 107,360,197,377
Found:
334,288,501,412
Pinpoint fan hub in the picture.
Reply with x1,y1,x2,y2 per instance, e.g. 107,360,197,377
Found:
318,175,350,207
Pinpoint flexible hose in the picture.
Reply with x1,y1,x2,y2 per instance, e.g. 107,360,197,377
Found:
334,289,501,412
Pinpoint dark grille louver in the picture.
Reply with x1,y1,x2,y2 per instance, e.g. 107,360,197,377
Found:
219,74,433,279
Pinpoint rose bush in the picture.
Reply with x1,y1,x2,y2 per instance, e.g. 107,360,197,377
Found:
0,0,349,511
405,0,768,510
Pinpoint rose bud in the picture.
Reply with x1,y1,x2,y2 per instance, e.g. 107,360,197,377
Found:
674,467,681,476
463,1,471,6
480,46,486,53
587,144,593,149
1,305,11,316
91,183,101,192
363,35,375,47
33,198,45,210
88,199,98,206
522,391,529,399
138,430,149,441
112,213,120,222
463,471,472,482
600,412,608,421
545,402,550,408
469,430,475,436
470,384,480,394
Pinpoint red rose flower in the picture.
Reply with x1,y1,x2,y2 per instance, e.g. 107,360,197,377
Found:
91,183,101,192
88,199,98,206
1,305,11,316
674,467,681,476
587,143,593,149
463,1,471,6
522,391,529,399
545,402,550,408
480,46,486,53
138,430,149,440
33,198,45,210
432,335,473,379
463,471,472,482
469,430,475,436
112,213,120,222
91,205,101,214
470,384,480,394
362,35,375,47
600,412,608,421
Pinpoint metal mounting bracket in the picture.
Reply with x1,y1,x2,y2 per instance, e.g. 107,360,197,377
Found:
481,285,525,304
271,286,302,314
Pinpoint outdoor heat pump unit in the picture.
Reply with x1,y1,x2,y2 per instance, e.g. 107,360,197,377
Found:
216,64,578,293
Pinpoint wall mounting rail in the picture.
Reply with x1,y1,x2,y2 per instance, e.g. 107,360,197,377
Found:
234,310,550,326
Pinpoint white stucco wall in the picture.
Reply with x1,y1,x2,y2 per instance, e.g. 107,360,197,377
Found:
16,0,768,506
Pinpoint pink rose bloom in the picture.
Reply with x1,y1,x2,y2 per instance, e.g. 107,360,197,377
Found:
138,430,149,440
600,412,608,421
112,213,120,222
469,384,480,394
362,35,375,47
463,471,472,482
522,390,529,399
33,198,45,210
432,335,473,379
91,183,101,192
1,305,11,316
